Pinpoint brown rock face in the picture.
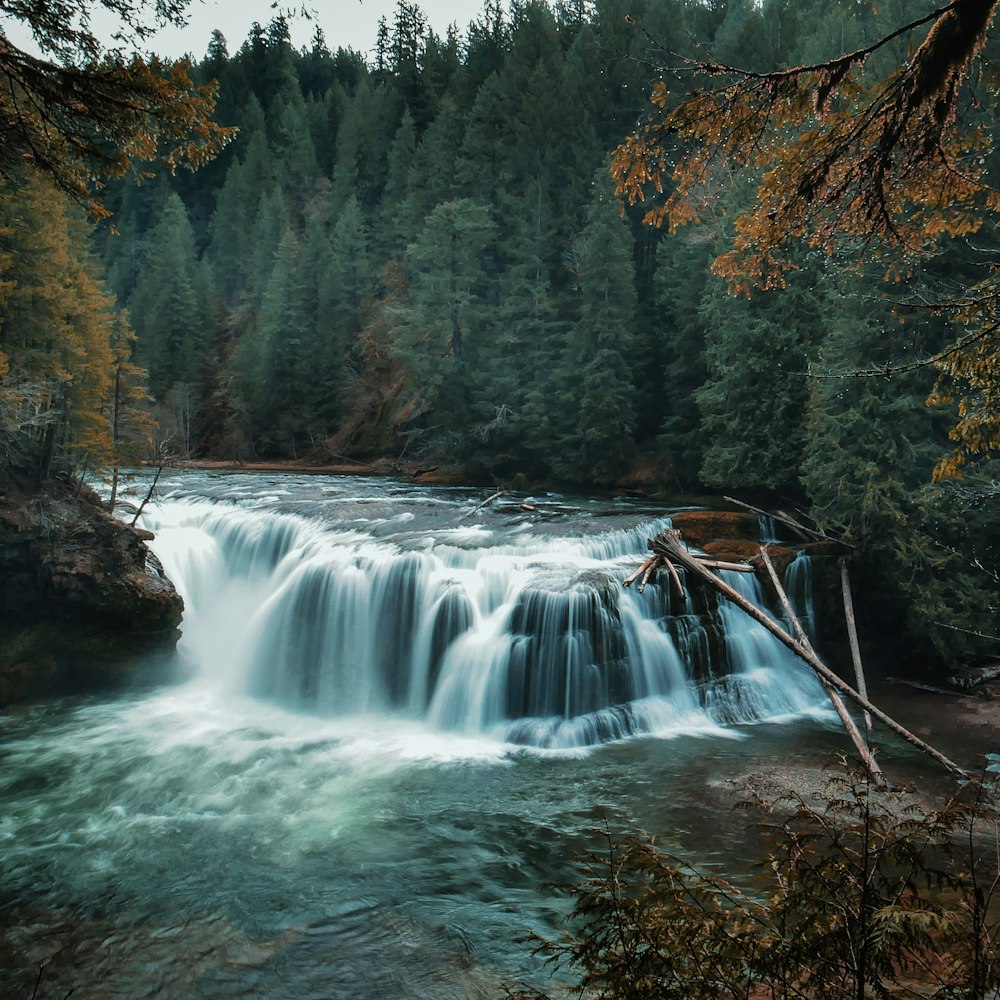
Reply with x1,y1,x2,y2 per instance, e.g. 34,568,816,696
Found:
0,470,184,705
671,510,757,549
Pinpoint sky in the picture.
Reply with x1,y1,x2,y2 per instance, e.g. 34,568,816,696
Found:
5,1,485,62
148,0,482,59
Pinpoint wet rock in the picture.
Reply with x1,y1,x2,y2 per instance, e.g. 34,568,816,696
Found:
671,510,757,549
0,470,184,705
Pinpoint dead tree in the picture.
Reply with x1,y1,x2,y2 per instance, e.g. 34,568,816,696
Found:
624,528,965,781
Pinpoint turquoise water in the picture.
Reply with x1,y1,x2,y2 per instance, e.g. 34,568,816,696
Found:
1,471,883,998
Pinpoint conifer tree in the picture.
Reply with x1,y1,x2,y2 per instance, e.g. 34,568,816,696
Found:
397,199,497,443
241,224,311,453
329,76,399,213
652,233,713,485
209,127,274,302
0,173,148,476
269,91,320,199
562,171,637,482
493,177,568,476
127,192,203,400
376,110,418,257
399,96,465,233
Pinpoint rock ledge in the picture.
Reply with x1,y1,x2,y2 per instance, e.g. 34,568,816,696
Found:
0,470,184,705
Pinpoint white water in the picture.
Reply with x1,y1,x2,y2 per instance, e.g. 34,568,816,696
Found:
138,475,827,749
0,473,853,999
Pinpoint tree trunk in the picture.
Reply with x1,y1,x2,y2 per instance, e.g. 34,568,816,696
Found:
647,529,966,779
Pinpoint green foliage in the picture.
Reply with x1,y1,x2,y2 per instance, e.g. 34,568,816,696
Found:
397,198,498,443
511,767,1000,1000
127,192,203,399
15,0,989,674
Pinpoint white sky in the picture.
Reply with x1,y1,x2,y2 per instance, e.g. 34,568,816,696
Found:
153,0,484,59
4,1,488,62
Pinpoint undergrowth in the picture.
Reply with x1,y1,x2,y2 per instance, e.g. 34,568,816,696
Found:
507,759,1000,1000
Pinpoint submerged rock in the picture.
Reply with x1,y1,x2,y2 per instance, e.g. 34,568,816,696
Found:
0,469,184,705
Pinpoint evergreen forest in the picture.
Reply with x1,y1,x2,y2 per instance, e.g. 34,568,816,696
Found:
0,0,997,676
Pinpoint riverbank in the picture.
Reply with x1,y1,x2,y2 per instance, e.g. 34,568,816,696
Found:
723,683,1000,818
173,456,469,484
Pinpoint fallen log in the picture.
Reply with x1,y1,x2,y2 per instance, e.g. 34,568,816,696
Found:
623,556,658,589
640,557,658,592
776,509,816,543
886,677,976,698
949,664,1000,689
723,496,855,548
695,558,755,573
646,529,966,780
662,557,686,602
841,558,873,735
759,546,883,784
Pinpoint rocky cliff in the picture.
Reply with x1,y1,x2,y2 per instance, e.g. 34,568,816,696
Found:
0,469,184,705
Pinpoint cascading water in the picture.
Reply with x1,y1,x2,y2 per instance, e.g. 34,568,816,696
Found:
0,473,878,1000
784,550,817,640
140,476,827,749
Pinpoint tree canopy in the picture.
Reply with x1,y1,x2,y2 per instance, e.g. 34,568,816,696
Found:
611,0,1000,479
0,0,234,216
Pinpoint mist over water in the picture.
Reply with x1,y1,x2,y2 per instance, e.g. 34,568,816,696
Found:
0,472,847,998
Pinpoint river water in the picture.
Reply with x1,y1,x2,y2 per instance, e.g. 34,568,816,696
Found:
0,472,927,998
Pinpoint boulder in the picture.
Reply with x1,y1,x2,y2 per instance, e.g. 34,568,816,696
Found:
0,469,184,705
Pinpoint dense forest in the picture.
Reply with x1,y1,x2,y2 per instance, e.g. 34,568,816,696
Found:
0,0,996,675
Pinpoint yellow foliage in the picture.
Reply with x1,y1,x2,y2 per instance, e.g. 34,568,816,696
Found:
0,49,236,220
0,172,153,473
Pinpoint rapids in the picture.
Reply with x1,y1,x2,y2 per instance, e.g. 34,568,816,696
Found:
0,471,863,998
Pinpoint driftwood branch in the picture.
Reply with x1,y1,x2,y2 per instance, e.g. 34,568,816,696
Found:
623,556,657,589
623,549,752,597
640,557,659,592
131,459,166,526
887,677,977,698
724,495,855,548
461,490,506,519
326,452,377,470
662,557,687,602
696,558,755,573
646,529,965,779
776,509,815,542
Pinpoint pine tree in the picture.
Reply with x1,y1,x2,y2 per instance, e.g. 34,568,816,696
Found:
268,91,319,199
241,224,311,453
653,233,713,485
561,170,637,483
127,192,203,400
208,126,274,302
490,176,568,477
375,110,418,257
399,95,465,234
0,172,149,477
397,199,497,443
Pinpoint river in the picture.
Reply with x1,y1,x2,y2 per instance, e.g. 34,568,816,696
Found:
0,471,941,998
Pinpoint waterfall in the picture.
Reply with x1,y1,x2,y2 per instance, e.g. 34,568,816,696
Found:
141,493,826,749
757,513,780,544
783,551,816,641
